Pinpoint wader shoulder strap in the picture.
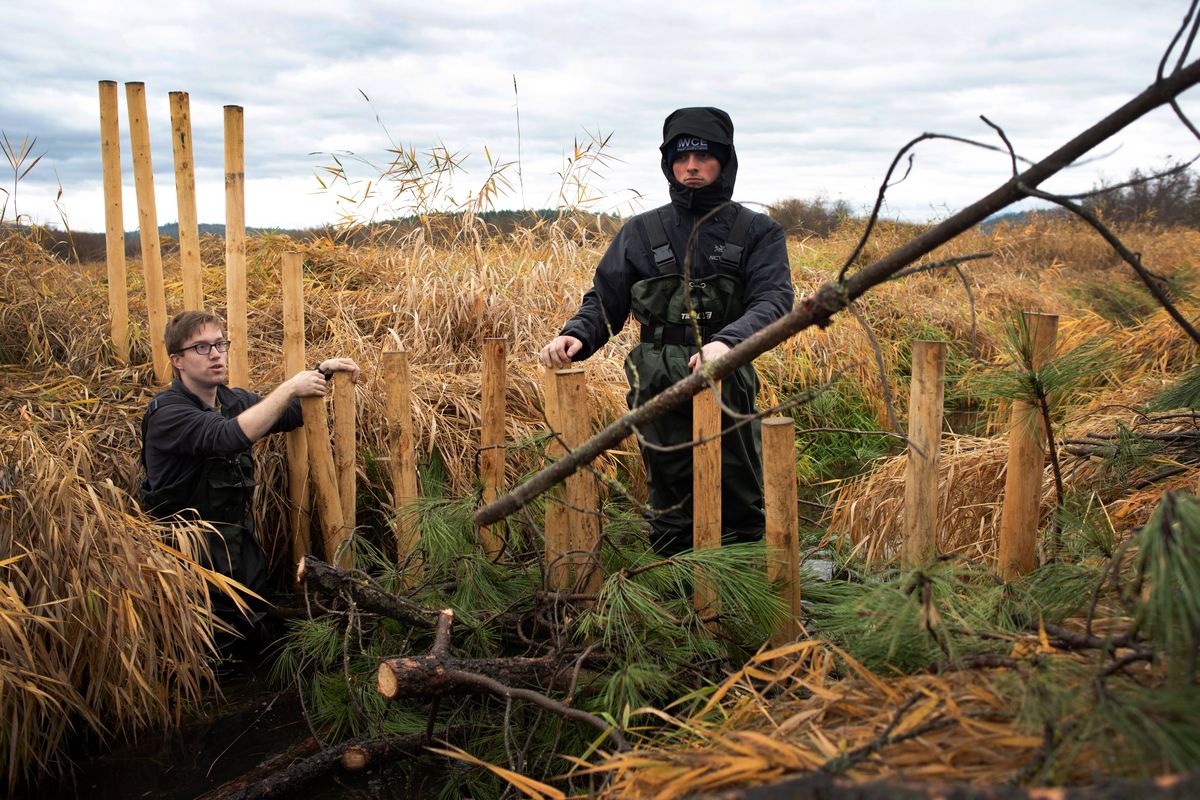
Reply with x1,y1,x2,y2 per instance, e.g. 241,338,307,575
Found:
718,204,757,270
640,207,678,274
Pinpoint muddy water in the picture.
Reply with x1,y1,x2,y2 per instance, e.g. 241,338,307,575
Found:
30,672,433,800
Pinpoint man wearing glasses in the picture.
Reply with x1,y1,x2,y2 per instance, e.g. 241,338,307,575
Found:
140,310,359,661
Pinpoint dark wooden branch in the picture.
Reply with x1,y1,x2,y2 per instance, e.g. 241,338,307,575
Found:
376,608,627,751
474,57,1200,527
297,555,441,628
204,728,467,800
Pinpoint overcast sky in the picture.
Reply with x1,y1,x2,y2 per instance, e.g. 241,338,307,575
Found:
4,1,1199,233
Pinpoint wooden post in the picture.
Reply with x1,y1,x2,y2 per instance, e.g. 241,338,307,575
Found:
763,417,801,645
384,350,420,567
556,369,601,594
998,313,1059,579
479,337,507,557
169,91,203,310
281,252,311,568
542,368,570,590
903,340,947,566
224,105,248,388
693,381,722,614
98,81,129,363
124,82,170,384
302,393,348,568
333,371,356,535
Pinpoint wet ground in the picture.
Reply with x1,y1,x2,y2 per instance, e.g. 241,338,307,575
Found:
27,670,431,800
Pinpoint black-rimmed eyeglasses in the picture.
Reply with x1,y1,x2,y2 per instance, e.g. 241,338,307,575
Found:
174,339,232,356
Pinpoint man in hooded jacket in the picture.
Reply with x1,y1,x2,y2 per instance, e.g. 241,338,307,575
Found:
540,107,794,555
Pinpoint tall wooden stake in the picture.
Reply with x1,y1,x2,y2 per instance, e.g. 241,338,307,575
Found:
124,81,170,384
281,251,311,568
169,91,203,310
998,313,1059,579
224,105,248,388
98,81,129,363
479,337,507,557
693,381,722,614
542,368,569,590
302,393,348,568
903,340,947,566
384,350,420,568
557,369,600,594
763,416,801,645
333,371,357,536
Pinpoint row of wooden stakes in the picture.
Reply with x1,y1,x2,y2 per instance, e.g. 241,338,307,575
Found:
98,80,251,387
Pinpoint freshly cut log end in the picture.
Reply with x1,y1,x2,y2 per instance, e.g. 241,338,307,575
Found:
341,746,369,771
378,661,399,699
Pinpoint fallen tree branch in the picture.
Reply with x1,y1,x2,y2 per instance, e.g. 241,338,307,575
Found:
475,57,1200,526
204,728,467,800
377,609,627,751
297,555,441,628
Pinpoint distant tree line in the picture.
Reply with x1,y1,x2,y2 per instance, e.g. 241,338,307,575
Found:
1081,160,1200,227
10,164,1196,265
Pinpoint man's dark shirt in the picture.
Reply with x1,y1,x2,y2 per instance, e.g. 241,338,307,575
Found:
142,378,303,497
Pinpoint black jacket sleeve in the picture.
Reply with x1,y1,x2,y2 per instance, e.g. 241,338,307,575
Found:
711,214,794,347
147,401,254,458
558,221,644,361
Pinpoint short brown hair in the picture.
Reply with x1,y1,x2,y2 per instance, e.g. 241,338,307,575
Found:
164,310,224,355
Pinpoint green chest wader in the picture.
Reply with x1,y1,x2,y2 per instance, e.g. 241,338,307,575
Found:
625,208,766,555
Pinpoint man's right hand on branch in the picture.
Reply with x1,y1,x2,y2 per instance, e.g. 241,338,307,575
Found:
539,336,583,369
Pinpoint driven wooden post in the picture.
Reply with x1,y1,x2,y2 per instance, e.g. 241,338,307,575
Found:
169,91,203,310
124,81,170,383
224,105,248,388
384,350,420,568
281,252,311,568
333,371,356,536
303,391,348,567
97,81,129,363
542,368,569,589
763,416,801,645
479,337,507,557
556,369,601,594
998,313,1059,579
903,340,947,566
693,381,722,614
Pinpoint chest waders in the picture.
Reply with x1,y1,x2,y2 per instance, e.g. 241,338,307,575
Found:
140,398,269,647
626,205,765,555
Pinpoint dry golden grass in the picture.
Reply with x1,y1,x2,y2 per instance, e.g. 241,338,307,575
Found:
594,637,1144,798
0,421,232,790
